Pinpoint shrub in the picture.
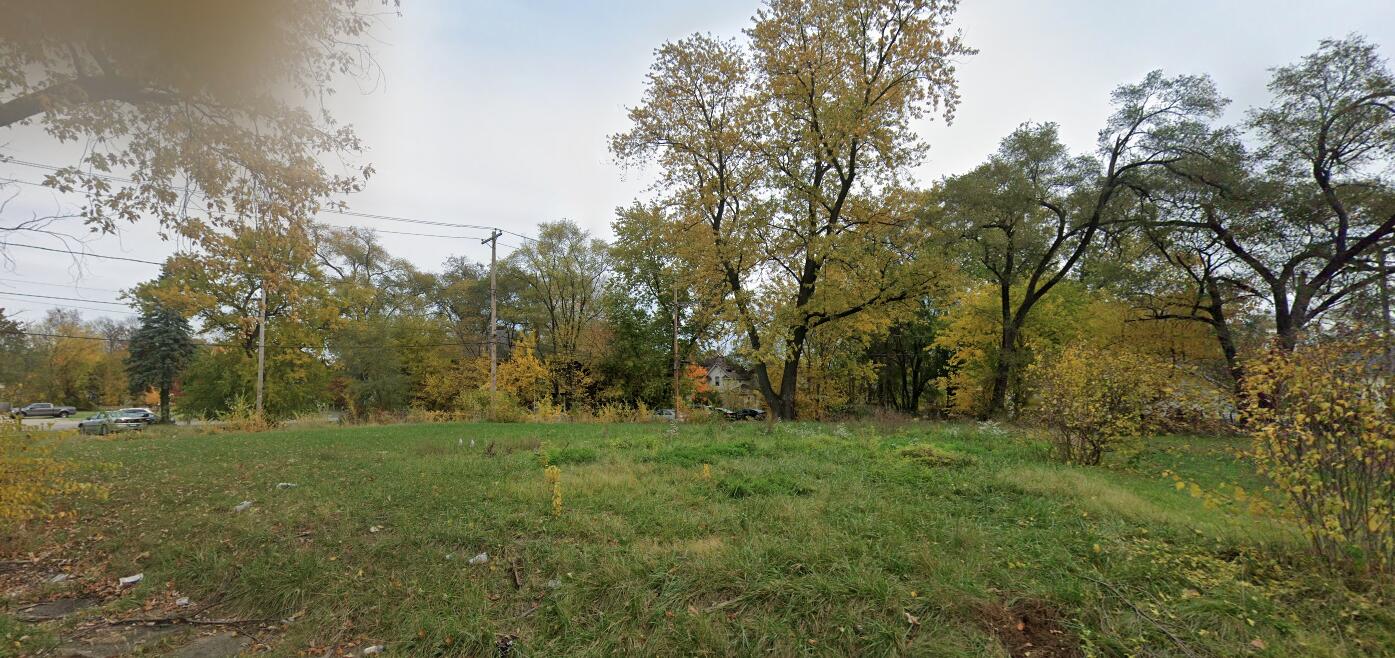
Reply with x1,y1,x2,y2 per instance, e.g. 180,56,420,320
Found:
1028,344,1176,465
526,397,566,423
453,390,525,423
0,427,99,524
217,394,275,433
1243,334,1395,573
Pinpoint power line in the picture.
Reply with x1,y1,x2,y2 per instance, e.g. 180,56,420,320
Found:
3,242,164,265
3,158,539,242
0,298,139,317
0,291,132,307
0,277,124,294
0,179,502,246
5,175,532,253
315,221,495,242
14,329,495,352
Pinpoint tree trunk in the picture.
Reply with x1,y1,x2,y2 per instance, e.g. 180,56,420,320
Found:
1203,277,1243,399
776,350,802,421
1275,310,1299,352
159,382,171,424
985,323,1018,419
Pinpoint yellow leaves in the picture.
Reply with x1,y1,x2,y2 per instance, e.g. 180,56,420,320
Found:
1244,333,1395,572
1030,343,1183,465
544,465,563,517
0,429,100,523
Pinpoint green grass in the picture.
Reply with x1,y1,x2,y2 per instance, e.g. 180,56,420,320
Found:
4,421,1393,656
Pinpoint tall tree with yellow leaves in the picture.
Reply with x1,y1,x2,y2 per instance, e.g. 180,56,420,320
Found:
614,0,972,419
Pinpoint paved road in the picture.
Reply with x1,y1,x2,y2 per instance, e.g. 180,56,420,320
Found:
15,417,215,432
16,416,85,431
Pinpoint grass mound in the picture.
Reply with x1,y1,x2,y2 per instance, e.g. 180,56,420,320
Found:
541,445,598,465
898,442,977,467
715,472,814,498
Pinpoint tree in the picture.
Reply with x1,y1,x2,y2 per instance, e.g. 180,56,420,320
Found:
126,306,195,423
609,203,725,410
869,298,950,414
1124,210,1260,397
1166,36,1395,350
135,221,335,418
510,220,610,359
614,0,972,419
939,73,1223,418
0,308,31,405
0,1,388,246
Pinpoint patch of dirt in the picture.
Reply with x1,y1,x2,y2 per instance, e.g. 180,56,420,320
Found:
977,598,1082,658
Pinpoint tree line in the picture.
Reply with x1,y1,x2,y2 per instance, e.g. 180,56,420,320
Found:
1,0,1392,426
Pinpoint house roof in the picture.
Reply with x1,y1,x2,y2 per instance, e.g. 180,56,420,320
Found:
701,355,751,379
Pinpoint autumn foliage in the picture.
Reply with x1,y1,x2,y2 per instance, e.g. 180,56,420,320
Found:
1029,345,1178,465
1244,335,1395,573
0,426,97,524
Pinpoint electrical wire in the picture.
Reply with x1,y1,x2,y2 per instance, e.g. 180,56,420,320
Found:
15,329,497,352
0,277,124,294
3,242,164,265
2,158,539,242
0,291,132,306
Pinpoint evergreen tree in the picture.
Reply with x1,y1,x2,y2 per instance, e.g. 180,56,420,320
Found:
125,306,196,423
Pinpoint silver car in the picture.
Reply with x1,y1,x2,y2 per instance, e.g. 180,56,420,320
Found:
78,411,146,435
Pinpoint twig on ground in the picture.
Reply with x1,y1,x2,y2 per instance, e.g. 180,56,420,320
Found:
105,616,278,627
1084,574,1200,658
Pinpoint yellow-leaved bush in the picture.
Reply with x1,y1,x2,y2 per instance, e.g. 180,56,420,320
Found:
1243,334,1395,573
0,426,99,524
1029,344,1179,465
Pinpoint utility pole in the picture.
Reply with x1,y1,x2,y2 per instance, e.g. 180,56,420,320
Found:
252,187,267,419
482,229,503,396
255,281,266,417
672,280,681,420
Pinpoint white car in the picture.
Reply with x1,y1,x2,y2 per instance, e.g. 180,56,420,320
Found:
119,408,157,424
78,411,147,435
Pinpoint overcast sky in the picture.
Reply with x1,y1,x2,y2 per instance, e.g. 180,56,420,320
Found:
3,0,1394,323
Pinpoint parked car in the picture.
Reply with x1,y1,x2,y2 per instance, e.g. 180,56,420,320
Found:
653,408,677,421
119,408,157,424
732,408,766,421
13,402,77,418
78,411,147,435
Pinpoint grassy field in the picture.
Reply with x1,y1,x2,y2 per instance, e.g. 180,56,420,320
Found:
4,420,1393,656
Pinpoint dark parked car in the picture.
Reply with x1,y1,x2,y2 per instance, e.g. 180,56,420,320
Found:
732,408,766,421
119,408,157,424
13,402,77,418
78,411,146,435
